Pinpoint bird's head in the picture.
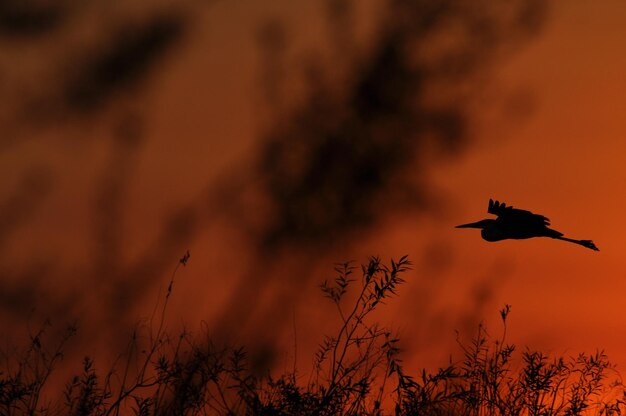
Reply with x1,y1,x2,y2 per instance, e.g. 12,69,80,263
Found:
455,219,494,230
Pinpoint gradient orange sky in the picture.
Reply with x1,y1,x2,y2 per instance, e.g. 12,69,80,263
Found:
437,0,626,355
3,0,626,379
165,0,626,369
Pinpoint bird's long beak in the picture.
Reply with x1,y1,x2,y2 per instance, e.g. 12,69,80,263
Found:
455,221,484,229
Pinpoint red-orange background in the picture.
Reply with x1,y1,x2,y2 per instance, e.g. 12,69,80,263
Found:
2,0,625,380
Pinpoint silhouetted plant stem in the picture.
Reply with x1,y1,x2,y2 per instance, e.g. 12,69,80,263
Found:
2,254,624,415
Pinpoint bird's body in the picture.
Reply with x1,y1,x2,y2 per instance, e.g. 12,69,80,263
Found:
457,199,599,251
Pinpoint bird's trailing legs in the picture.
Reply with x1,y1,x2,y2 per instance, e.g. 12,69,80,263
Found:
553,236,599,251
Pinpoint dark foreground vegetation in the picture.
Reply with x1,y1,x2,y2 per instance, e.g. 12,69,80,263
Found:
1,255,624,415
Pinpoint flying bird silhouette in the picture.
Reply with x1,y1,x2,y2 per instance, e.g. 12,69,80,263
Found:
456,199,599,251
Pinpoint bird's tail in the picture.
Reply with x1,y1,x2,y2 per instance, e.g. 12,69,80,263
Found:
554,236,599,251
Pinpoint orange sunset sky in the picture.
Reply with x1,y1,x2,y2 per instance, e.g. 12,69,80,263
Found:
2,0,626,379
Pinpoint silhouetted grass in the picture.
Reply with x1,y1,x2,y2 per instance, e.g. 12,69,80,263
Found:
1,254,624,415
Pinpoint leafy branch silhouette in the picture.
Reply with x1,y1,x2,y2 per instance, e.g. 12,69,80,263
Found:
1,254,623,415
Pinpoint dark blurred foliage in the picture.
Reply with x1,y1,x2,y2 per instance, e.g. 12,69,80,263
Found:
0,3,187,147
0,0,547,376
0,1,68,38
0,1,199,333
248,0,548,254
63,14,184,114
212,0,547,353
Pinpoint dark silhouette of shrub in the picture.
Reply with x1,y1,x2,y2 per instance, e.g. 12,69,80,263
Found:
1,254,623,415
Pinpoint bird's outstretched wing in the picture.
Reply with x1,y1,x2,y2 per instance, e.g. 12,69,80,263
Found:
488,199,551,227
